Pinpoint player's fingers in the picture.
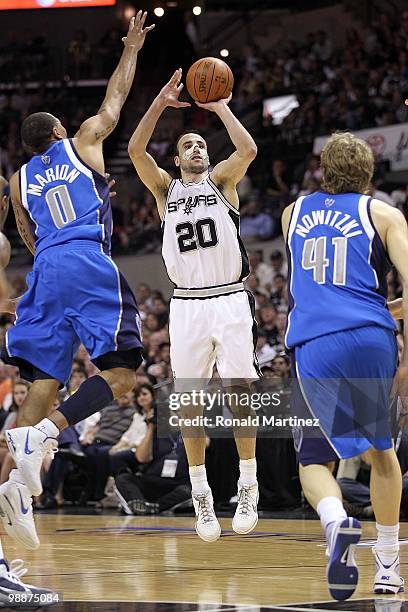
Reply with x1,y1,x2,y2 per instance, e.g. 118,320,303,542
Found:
139,11,147,30
177,83,184,92
169,70,179,85
176,68,183,85
129,15,136,31
176,102,191,108
109,191,117,198
144,24,155,33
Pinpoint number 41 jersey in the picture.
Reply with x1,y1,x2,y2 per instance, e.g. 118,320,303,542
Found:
285,191,396,349
162,175,249,288
20,139,111,256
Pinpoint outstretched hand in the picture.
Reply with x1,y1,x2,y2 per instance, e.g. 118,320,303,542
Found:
195,93,232,113
158,69,191,109
122,11,155,51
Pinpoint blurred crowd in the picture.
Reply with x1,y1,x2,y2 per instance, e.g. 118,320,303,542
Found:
0,237,404,514
1,10,408,256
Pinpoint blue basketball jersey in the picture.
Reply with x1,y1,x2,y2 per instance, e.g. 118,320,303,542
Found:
20,139,112,256
285,191,396,349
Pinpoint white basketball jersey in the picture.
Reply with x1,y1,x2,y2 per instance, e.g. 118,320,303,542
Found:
162,175,249,288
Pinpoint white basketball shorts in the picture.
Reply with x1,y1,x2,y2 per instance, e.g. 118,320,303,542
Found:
169,285,260,389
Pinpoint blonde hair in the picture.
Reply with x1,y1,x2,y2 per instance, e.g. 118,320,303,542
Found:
320,132,374,195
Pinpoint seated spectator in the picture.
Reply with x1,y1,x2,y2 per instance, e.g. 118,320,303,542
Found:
265,160,291,205
269,273,287,308
0,379,30,484
114,397,191,515
248,250,274,288
270,250,288,277
271,354,290,379
108,384,152,456
259,305,279,345
256,331,277,368
240,200,274,241
81,391,137,503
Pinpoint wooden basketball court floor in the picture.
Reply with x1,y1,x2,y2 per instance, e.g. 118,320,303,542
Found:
2,514,408,611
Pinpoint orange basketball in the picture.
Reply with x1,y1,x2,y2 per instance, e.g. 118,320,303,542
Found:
186,57,234,103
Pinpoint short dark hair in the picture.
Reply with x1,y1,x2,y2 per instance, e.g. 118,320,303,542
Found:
175,131,205,155
21,112,59,155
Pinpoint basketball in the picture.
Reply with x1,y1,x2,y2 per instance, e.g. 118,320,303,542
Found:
186,57,234,103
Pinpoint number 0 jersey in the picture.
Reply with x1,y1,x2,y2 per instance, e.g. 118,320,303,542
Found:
20,139,111,256
161,175,249,288
285,191,396,349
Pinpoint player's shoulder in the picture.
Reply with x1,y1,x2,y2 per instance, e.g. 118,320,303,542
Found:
281,202,295,241
370,198,405,224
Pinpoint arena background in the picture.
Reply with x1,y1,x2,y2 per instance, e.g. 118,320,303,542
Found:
0,0,408,608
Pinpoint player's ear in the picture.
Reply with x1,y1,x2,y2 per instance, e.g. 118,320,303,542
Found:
174,155,180,168
53,125,64,140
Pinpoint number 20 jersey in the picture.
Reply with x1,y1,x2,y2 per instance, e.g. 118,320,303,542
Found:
20,139,111,256
161,175,249,288
285,191,396,349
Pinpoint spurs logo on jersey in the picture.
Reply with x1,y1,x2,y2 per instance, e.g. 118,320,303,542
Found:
162,175,249,288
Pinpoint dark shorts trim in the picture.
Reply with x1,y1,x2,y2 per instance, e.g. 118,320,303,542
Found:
92,348,143,372
1,349,59,384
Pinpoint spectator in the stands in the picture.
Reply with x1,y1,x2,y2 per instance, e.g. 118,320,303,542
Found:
248,250,274,289
265,160,291,206
269,273,287,308
240,200,274,241
81,391,137,502
67,30,91,79
114,396,190,515
368,180,397,207
259,305,279,346
270,250,288,277
256,330,277,368
271,354,291,379
0,379,30,481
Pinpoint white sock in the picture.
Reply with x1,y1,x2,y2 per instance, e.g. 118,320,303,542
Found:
317,496,347,544
35,418,60,439
189,464,210,496
239,458,257,487
375,523,400,566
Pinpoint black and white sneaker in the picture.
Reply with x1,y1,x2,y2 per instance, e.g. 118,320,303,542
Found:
0,558,57,607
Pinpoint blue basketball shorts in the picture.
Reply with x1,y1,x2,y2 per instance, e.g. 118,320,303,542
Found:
3,242,143,385
290,325,398,466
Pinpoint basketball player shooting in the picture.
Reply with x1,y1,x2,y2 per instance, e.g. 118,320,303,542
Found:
128,68,259,542
0,12,154,564
283,132,408,600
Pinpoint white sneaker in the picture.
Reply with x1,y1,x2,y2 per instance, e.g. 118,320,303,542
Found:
0,470,39,550
192,490,221,542
373,550,405,594
0,559,56,606
6,427,58,496
232,482,259,534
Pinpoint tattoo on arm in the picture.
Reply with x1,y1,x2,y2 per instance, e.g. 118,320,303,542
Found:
95,117,119,141
12,201,35,255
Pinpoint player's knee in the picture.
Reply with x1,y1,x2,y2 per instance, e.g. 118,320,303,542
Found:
106,368,137,397
367,447,399,476
225,384,254,418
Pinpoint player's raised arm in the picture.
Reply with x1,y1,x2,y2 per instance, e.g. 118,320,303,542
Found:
196,96,257,205
9,173,35,256
128,69,190,217
75,11,154,145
